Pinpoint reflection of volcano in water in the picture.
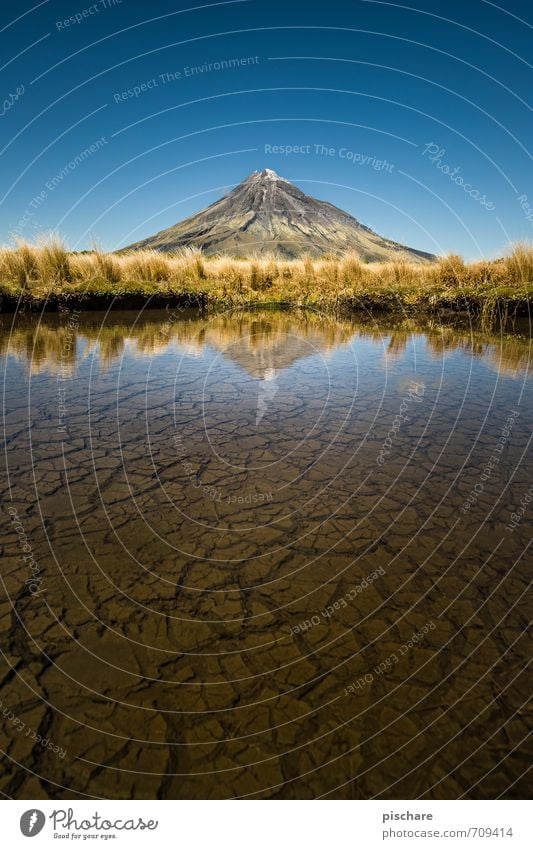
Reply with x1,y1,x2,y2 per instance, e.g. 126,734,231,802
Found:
199,314,354,380
0,310,530,381
196,315,354,424
0,310,355,377
203,320,341,424
255,366,279,425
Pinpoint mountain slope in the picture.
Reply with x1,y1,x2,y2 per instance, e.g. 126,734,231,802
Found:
127,169,435,261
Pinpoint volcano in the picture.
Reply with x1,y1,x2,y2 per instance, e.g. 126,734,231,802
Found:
127,169,435,261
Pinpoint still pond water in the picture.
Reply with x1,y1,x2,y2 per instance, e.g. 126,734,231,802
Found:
0,308,531,799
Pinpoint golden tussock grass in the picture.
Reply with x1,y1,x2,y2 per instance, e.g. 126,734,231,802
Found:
1,237,532,323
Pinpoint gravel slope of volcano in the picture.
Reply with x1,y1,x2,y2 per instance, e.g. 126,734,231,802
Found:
127,169,435,261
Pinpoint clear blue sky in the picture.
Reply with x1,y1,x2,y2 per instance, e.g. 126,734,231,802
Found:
0,0,531,259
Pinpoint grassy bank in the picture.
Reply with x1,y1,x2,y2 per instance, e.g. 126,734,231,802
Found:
1,239,532,327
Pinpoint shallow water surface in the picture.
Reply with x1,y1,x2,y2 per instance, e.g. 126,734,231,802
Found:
0,309,531,799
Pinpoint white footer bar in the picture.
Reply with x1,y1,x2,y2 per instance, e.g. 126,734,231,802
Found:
5,799,530,848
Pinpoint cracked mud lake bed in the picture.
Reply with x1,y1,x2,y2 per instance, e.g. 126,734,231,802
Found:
0,308,531,799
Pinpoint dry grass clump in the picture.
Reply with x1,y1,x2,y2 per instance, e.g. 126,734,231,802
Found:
248,255,280,291
165,246,208,285
36,236,71,285
70,247,123,285
340,252,366,287
463,259,494,288
120,249,171,283
428,253,468,288
503,242,533,285
92,247,122,284
384,258,423,289
0,236,73,289
193,251,207,280
0,240,39,288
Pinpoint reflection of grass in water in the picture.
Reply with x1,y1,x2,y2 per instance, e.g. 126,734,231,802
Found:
357,318,531,378
0,309,530,379
358,317,531,378
1,239,532,327
0,322,79,375
0,310,357,376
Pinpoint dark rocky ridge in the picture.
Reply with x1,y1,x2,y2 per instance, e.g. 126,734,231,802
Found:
127,169,436,261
